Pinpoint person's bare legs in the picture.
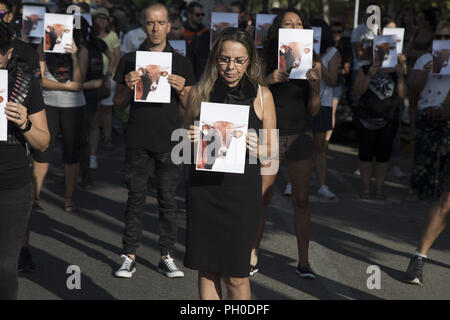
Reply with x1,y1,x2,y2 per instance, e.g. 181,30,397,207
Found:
199,271,222,300
64,163,79,199
313,132,327,187
33,161,49,203
375,161,390,196
251,173,277,266
360,161,372,194
223,276,251,300
417,192,450,256
288,159,312,267
326,97,339,142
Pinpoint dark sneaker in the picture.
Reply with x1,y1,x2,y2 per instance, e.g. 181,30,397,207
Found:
405,255,425,286
250,265,259,276
296,265,317,280
114,254,136,278
158,255,184,278
18,247,36,273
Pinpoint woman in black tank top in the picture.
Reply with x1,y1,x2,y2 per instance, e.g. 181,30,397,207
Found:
184,28,277,300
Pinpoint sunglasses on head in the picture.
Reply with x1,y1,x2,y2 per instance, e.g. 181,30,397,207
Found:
436,34,450,40
0,10,9,19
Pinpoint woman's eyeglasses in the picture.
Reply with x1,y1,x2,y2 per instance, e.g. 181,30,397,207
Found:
436,34,450,40
217,56,248,67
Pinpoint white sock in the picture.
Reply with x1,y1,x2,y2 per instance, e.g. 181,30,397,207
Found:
414,250,427,259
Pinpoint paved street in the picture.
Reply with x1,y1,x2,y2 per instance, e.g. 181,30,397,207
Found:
18,129,450,300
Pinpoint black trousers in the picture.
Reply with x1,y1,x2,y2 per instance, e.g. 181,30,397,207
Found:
122,147,180,256
0,183,32,300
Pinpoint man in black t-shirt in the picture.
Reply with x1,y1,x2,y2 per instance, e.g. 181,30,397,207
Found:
113,3,195,279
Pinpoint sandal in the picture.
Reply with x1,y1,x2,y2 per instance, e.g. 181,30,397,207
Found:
64,198,76,212
359,190,370,199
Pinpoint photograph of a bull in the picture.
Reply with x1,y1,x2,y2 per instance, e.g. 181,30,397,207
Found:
196,121,245,170
45,24,70,51
23,14,43,36
433,49,450,74
279,42,310,74
135,65,169,101
255,23,271,48
374,42,396,67
211,22,232,47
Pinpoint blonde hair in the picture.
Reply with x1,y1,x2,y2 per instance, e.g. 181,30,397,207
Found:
185,28,263,127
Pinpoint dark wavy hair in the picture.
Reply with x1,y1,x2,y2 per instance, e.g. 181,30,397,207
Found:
0,21,13,55
261,8,311,75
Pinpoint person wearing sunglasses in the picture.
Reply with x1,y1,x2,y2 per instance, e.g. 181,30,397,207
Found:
408,21,450,202
183,1,208,45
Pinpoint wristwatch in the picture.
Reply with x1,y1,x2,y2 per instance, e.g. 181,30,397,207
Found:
21,120,32,133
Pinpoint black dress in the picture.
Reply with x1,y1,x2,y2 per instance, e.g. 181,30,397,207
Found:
184,76,263,277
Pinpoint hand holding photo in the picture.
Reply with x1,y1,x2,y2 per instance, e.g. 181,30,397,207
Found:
196,102,249,174
278,29,313,79
44,13,73,53
373,35,397,68
382,28,405,54
255,14,276,48
210,12,238,49
135,51,172,103
312,26,322,54
432,40,450,75
0,70,7,141
22,5,45,39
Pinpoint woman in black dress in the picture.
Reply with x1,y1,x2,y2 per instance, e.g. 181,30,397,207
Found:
184,28,277,300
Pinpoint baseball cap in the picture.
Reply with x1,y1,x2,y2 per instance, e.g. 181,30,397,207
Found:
93,7,109,19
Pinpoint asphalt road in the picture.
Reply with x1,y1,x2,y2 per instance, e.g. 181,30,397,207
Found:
18,132,450,300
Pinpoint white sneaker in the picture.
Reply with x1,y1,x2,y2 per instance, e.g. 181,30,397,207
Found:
284,183,291,196
90,155,98,170
158,254,184,278
391,166,406,178
354,168,360,176
114,254,136,278
318,185,337,200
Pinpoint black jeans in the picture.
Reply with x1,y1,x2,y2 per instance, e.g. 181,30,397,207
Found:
0,183,32,299
122,147,180,256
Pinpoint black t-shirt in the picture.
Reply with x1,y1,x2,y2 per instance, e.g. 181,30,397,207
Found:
0,60,45,191
187,30,210,81
269,79,311,135
82,42,104,103
11,38,41,81
114,41,195,152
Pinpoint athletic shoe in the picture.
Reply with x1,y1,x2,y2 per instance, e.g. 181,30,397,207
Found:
158,254,184,278
18,247,36,273
390,166,407,178
114,254,136,278
318,185,337,200
295,265,317,280
284,183,291,196
404,255,425,286
90,156,98,170
354,168,361,176
250,265,259,276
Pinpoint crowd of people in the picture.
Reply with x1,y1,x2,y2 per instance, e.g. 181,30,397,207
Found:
0,0,449,300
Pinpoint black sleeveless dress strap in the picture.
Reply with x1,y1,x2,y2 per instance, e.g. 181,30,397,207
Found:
184,75,263,277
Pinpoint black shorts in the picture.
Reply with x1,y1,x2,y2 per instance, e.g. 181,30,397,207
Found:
33,105,84,164
313,106,333,134
279,131,314,161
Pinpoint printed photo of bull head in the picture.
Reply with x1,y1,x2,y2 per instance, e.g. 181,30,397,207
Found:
22,6,45,39
373,35,397,68
278,29,313,79
44,13,73,53
135,51,172,103
196,102,249,174
382,28,405,55
210,12,238,49
255,14,276,49
432,40,450,75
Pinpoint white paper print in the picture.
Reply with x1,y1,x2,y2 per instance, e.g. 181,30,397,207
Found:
135,51,172,103
22,5,45,38
196,102,249,174
382,27,405,54
168,40,186,56
44,13,74,53
210,12,238,49
278,28,313,79
432,40,450,75
312,26,322,54
255,14,276,48
373,35,397,68
0,70,8,141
